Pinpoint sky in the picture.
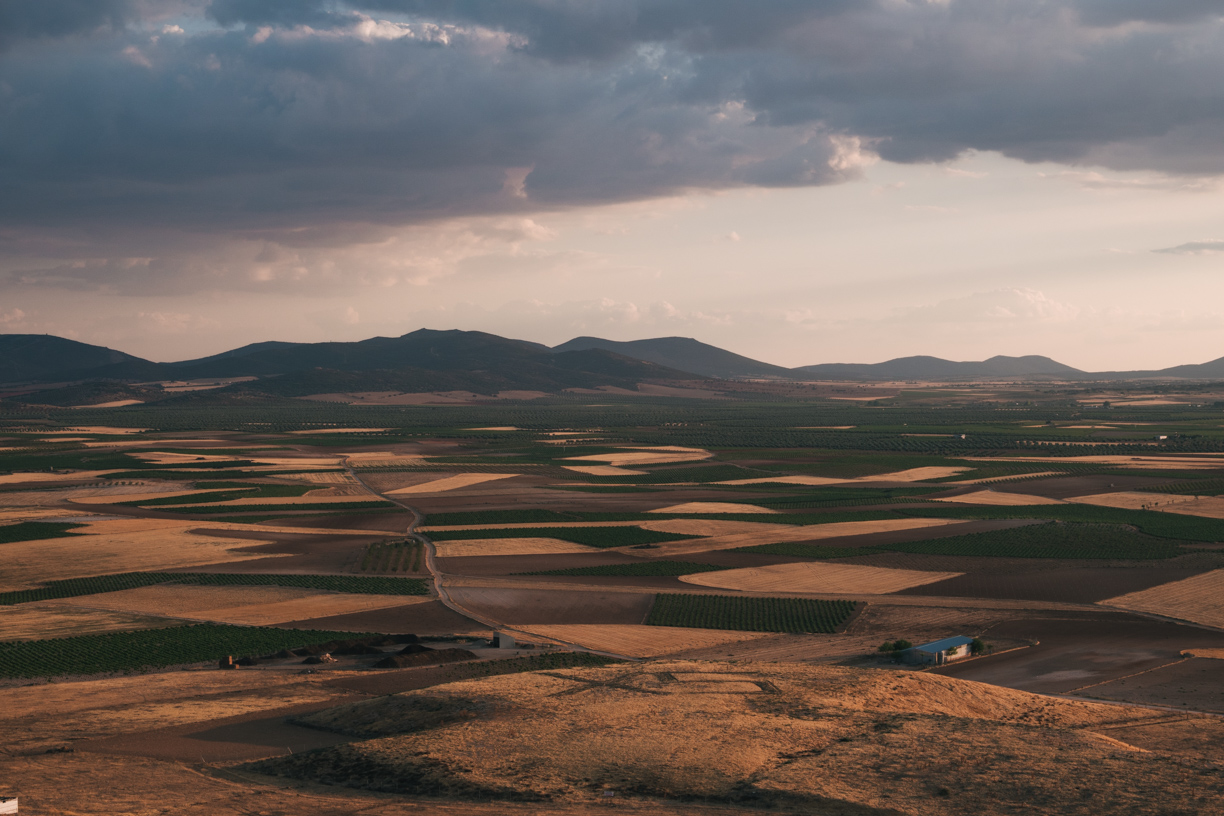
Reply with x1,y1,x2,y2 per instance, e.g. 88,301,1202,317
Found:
2,1,1224,370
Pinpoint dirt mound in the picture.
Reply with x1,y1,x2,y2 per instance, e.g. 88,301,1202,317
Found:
247,661,1215,813
372,648,476,670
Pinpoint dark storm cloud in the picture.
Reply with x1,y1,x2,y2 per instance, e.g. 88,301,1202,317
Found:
2,1,1224,251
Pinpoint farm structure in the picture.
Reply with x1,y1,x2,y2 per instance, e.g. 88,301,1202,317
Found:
491,632,516,649
905,635,975,666
0,797,15,815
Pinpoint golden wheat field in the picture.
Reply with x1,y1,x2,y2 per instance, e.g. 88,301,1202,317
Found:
641,517,968,556
648,502,777,514
386,473,518,494
679,562,962,594
1102,569,1224,629
0,604,178,641
933,490,1064,506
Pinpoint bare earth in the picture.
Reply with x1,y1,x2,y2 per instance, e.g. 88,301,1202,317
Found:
648,502,777,514
679,562,963,594
56,584,428,626
640,517,969,557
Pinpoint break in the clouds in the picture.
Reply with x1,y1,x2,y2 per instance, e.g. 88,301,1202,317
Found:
3,0,1224,251
1153,240,1224,256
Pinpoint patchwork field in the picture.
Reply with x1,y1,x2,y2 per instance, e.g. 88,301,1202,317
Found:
386,473,518,494
0,604,178,641
934,490,1064,506
679,562,962,594
433,537,598,557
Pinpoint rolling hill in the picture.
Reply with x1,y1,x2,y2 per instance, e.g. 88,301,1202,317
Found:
552,336,793,379
794,354,1087,381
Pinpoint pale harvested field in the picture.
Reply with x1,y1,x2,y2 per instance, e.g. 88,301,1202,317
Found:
248,456,344,468
386,473,518,494
467,426,518,431
75,399,143,408
562,464,648,476
670,632,883,663
344,453,430,468
434,537,598,557
1184,649,1224,659
641,517,969,557
1102,569,1224,629
856,466,971,482
563,446,712,466
648,502,777,514
0,507,89,523
278,471,360,485
680,562,962,595
718,475,849,486
1067,491,1201,511
288,427,389,434
0,519,282,591
517,624,770,657
132,451,244,465
933,490,1064,506
0,470,117,485
0,604,178,641
59,584,428,626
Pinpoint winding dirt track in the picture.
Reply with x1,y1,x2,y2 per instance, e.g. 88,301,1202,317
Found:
343,458,638,660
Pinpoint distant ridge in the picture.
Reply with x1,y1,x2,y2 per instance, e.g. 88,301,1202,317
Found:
794,355,1086,381
553,336,793,379
0,335,153,383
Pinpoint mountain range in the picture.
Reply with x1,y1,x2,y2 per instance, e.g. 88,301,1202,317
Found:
4,330,1224,405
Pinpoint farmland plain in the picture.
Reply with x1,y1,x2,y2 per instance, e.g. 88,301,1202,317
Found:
3,383,1224,813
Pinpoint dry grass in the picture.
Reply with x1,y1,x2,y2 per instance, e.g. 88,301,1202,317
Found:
278,471,360,485
58,584,427,626
1101,569,1224,629
434,537,598,557
1184,649,1224,659
288,427,388,434
0,470,117,485
561,465,648,476
386,474,518,494
255,661,1212,814
73,487,238,505
1067,491,1200,511
638,518,788,536
642,517,968,556
466,426,518,431
679,562,962,594
0,507,87,523
933,490,1064,506
648,502,777,514
0,604,178,641
516,624,770,657
957,470,1065,485
0,518,280,591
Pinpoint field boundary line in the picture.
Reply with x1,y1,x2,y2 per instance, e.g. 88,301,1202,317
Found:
1064,656,1189,694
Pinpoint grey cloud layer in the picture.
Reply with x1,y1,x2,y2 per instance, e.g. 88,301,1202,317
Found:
2,0,1223,244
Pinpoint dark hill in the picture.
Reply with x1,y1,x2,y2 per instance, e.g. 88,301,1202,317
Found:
0,335,154,383
552,336,791,379
794,355,1085,381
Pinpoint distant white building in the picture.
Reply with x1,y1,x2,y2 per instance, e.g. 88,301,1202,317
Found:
0,796,17,815
904,635,975,666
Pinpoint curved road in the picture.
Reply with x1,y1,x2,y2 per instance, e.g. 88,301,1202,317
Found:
343,459,635,660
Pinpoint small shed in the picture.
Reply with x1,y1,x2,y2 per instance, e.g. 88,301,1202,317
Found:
903,635,974,666
491,632,516,649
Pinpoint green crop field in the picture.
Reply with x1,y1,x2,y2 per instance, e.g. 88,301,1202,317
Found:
0,625,375,679
0,521,84,544
524,560,728,577
0,572,429,606
733,542,884,559
900,504,1224,542
645,593,856,633
886,522,1185,560
427,526,703,549
361,540,423,572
